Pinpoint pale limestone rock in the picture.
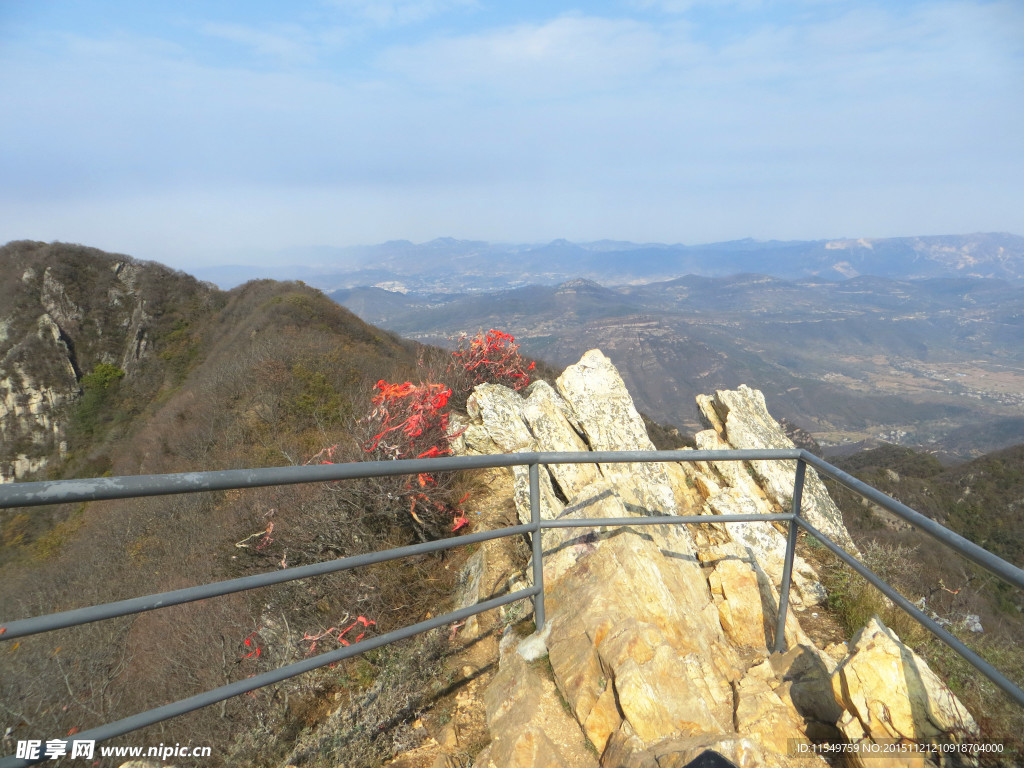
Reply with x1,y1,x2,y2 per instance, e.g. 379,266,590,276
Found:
458,351,954,768
467,384,535,452
463,385,564,522
583,683,621,754
665,460,705,511
708,554,769,649
734,674,808,756
456,548,486,641
0,359,76,482
697,385,858,554
694,427,828,608
769,645,844,727
522,380,600,499
1,257,157,482
831,617,979,751
542,482,748,758
474,631,597,768
511,464,564,523
696,541,810,656
556,350,676,515
525,378,584,432
695,428,771,499
41,266,83,330
449,411,500,456
706,493,825,610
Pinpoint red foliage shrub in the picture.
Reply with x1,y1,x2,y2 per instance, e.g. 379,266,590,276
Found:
364,381,453,458
451,329,535,391
358,380,468,534
302,616,376,655
308,329,531,539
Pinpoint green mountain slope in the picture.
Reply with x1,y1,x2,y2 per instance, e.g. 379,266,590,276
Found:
834,443,1024,570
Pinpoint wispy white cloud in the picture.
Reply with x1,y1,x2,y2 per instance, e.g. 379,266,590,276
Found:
197,22,325,65
379,15,702,97
323,0,477,27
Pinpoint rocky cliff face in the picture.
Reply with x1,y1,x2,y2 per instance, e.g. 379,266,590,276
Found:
437,350,977,768
0,241,212,482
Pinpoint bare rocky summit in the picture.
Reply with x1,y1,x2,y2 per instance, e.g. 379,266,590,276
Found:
425,350,978,768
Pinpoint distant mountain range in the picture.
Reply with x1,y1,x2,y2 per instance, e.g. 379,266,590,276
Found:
197,232,1024,292
330,273,1024,459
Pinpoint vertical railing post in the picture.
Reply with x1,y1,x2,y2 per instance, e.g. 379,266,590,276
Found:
774,458,805,653
529,462,546,631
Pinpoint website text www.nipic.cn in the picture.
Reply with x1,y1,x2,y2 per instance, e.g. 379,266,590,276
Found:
16,740,212,761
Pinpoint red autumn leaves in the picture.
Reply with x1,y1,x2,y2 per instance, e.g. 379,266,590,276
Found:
273,331,533,665
364,381,453,458
302,616,376,655
309,330,533,534
452,329,535,391
361,329,534,533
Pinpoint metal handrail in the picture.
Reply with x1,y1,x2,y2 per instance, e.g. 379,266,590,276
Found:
1,449,1023,768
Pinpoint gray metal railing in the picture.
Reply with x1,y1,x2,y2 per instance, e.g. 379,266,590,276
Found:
2,449,1023,767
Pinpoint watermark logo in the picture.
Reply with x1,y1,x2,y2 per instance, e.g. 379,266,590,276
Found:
16,739,94,760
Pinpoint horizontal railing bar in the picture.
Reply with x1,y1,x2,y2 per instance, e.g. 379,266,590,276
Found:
0,449,802,510
541,513,794,528
0,510,798,640
0,586,538,768
802,452,1024,592
0,523,534,640
797,518,1024,709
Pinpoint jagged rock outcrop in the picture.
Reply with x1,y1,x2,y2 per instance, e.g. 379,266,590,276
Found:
473,630,597,768
831,618,979,766
454,350,679,523
452,350,977,768
695,386,857,554
0,241,210,481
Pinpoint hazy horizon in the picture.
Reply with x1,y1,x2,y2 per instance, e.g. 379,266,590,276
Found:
2,1,1023,273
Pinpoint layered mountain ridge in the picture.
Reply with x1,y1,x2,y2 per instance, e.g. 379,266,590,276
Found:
332,272,1024,458
200,232,1024,292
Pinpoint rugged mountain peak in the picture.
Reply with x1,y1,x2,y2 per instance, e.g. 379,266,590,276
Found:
452,349,976,768
0,241,212,482
455,348,679,522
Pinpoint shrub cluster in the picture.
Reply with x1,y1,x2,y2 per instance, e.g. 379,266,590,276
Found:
450,329,535,391
317,329,536,540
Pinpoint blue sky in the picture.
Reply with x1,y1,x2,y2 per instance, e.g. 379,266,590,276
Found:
1,0,1022,270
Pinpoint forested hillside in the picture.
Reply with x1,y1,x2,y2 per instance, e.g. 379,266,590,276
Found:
1,243,474,764
833,443,1024,572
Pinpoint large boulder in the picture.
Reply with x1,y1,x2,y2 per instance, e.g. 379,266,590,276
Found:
831,617,979,764
555,350,677,516
694,428,827,607
474,630,597,768
458,351,678,523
